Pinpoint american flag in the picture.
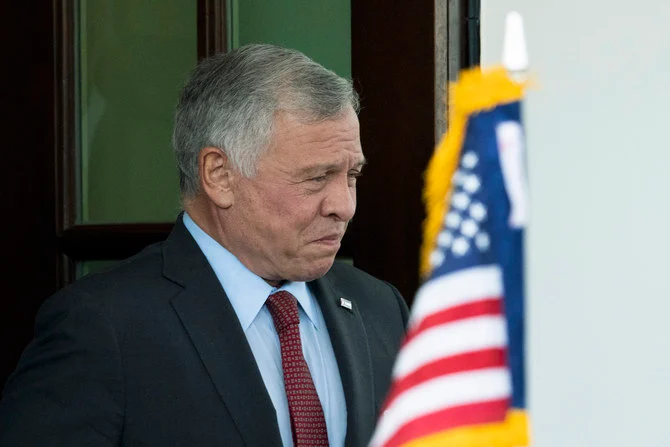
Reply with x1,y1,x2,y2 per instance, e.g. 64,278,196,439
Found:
370,67,530,447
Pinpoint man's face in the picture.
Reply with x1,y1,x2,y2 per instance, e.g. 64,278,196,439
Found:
225,106,364,283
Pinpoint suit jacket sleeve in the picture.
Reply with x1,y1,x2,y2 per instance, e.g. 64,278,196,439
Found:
0,290,124,446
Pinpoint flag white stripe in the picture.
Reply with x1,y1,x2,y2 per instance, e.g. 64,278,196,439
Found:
370,368,512,447
393,315,507,379
410,265,503,328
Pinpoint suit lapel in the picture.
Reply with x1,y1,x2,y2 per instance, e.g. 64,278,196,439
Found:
310,275,376,447
163,216,282,446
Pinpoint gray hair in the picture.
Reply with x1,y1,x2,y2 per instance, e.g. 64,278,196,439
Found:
172,43,360,198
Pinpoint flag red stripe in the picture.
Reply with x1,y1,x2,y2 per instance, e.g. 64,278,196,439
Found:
404,298,503,348
382,348,507,413
382,398,510,447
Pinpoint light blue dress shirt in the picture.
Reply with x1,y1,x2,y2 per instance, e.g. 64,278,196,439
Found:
183,213,347,447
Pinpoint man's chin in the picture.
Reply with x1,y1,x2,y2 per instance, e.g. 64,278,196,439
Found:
289,257,336,282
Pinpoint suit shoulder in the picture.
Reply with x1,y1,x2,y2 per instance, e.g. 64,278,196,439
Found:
326,260,387,288
39,242,177,321
325,261,409,324
325,261,403,303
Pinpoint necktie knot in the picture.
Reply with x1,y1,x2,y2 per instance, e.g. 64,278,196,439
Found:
266,290,300,332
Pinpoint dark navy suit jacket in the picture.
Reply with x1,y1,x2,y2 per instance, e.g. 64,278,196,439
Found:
0,216,408,446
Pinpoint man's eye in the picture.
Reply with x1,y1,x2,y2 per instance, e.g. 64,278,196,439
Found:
311,175,328,183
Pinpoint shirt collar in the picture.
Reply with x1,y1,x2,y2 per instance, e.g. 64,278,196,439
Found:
182,212,320,332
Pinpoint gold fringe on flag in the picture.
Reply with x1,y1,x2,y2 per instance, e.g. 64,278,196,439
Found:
403,410,530,447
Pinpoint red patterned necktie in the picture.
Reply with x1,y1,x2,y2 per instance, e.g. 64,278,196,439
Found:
266,291,330,446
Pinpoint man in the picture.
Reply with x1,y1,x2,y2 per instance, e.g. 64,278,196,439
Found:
0,44,408,446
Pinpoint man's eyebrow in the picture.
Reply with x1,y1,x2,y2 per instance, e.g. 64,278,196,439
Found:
296,158,367,176
353,158,368,169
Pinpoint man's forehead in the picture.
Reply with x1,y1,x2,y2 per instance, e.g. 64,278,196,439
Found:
265,108,363,159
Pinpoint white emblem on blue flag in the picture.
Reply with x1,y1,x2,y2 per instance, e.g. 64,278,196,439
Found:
495,121,529,228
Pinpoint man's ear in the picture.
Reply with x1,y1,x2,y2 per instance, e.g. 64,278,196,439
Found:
198,147,236,209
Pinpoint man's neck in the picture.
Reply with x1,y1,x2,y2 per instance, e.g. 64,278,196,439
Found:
183,202,287,289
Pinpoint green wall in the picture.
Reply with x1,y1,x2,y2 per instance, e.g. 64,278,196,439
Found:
234,0,351,78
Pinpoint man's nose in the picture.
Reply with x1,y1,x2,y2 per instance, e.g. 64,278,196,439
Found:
322,176,356,222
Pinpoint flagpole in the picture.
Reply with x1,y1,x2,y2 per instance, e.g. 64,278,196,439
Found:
502,11,529,83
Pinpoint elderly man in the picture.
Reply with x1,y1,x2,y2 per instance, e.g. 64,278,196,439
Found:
0,44,408,447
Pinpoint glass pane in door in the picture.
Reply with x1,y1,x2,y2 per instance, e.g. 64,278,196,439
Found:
78,0,197,223
232,0,351,78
